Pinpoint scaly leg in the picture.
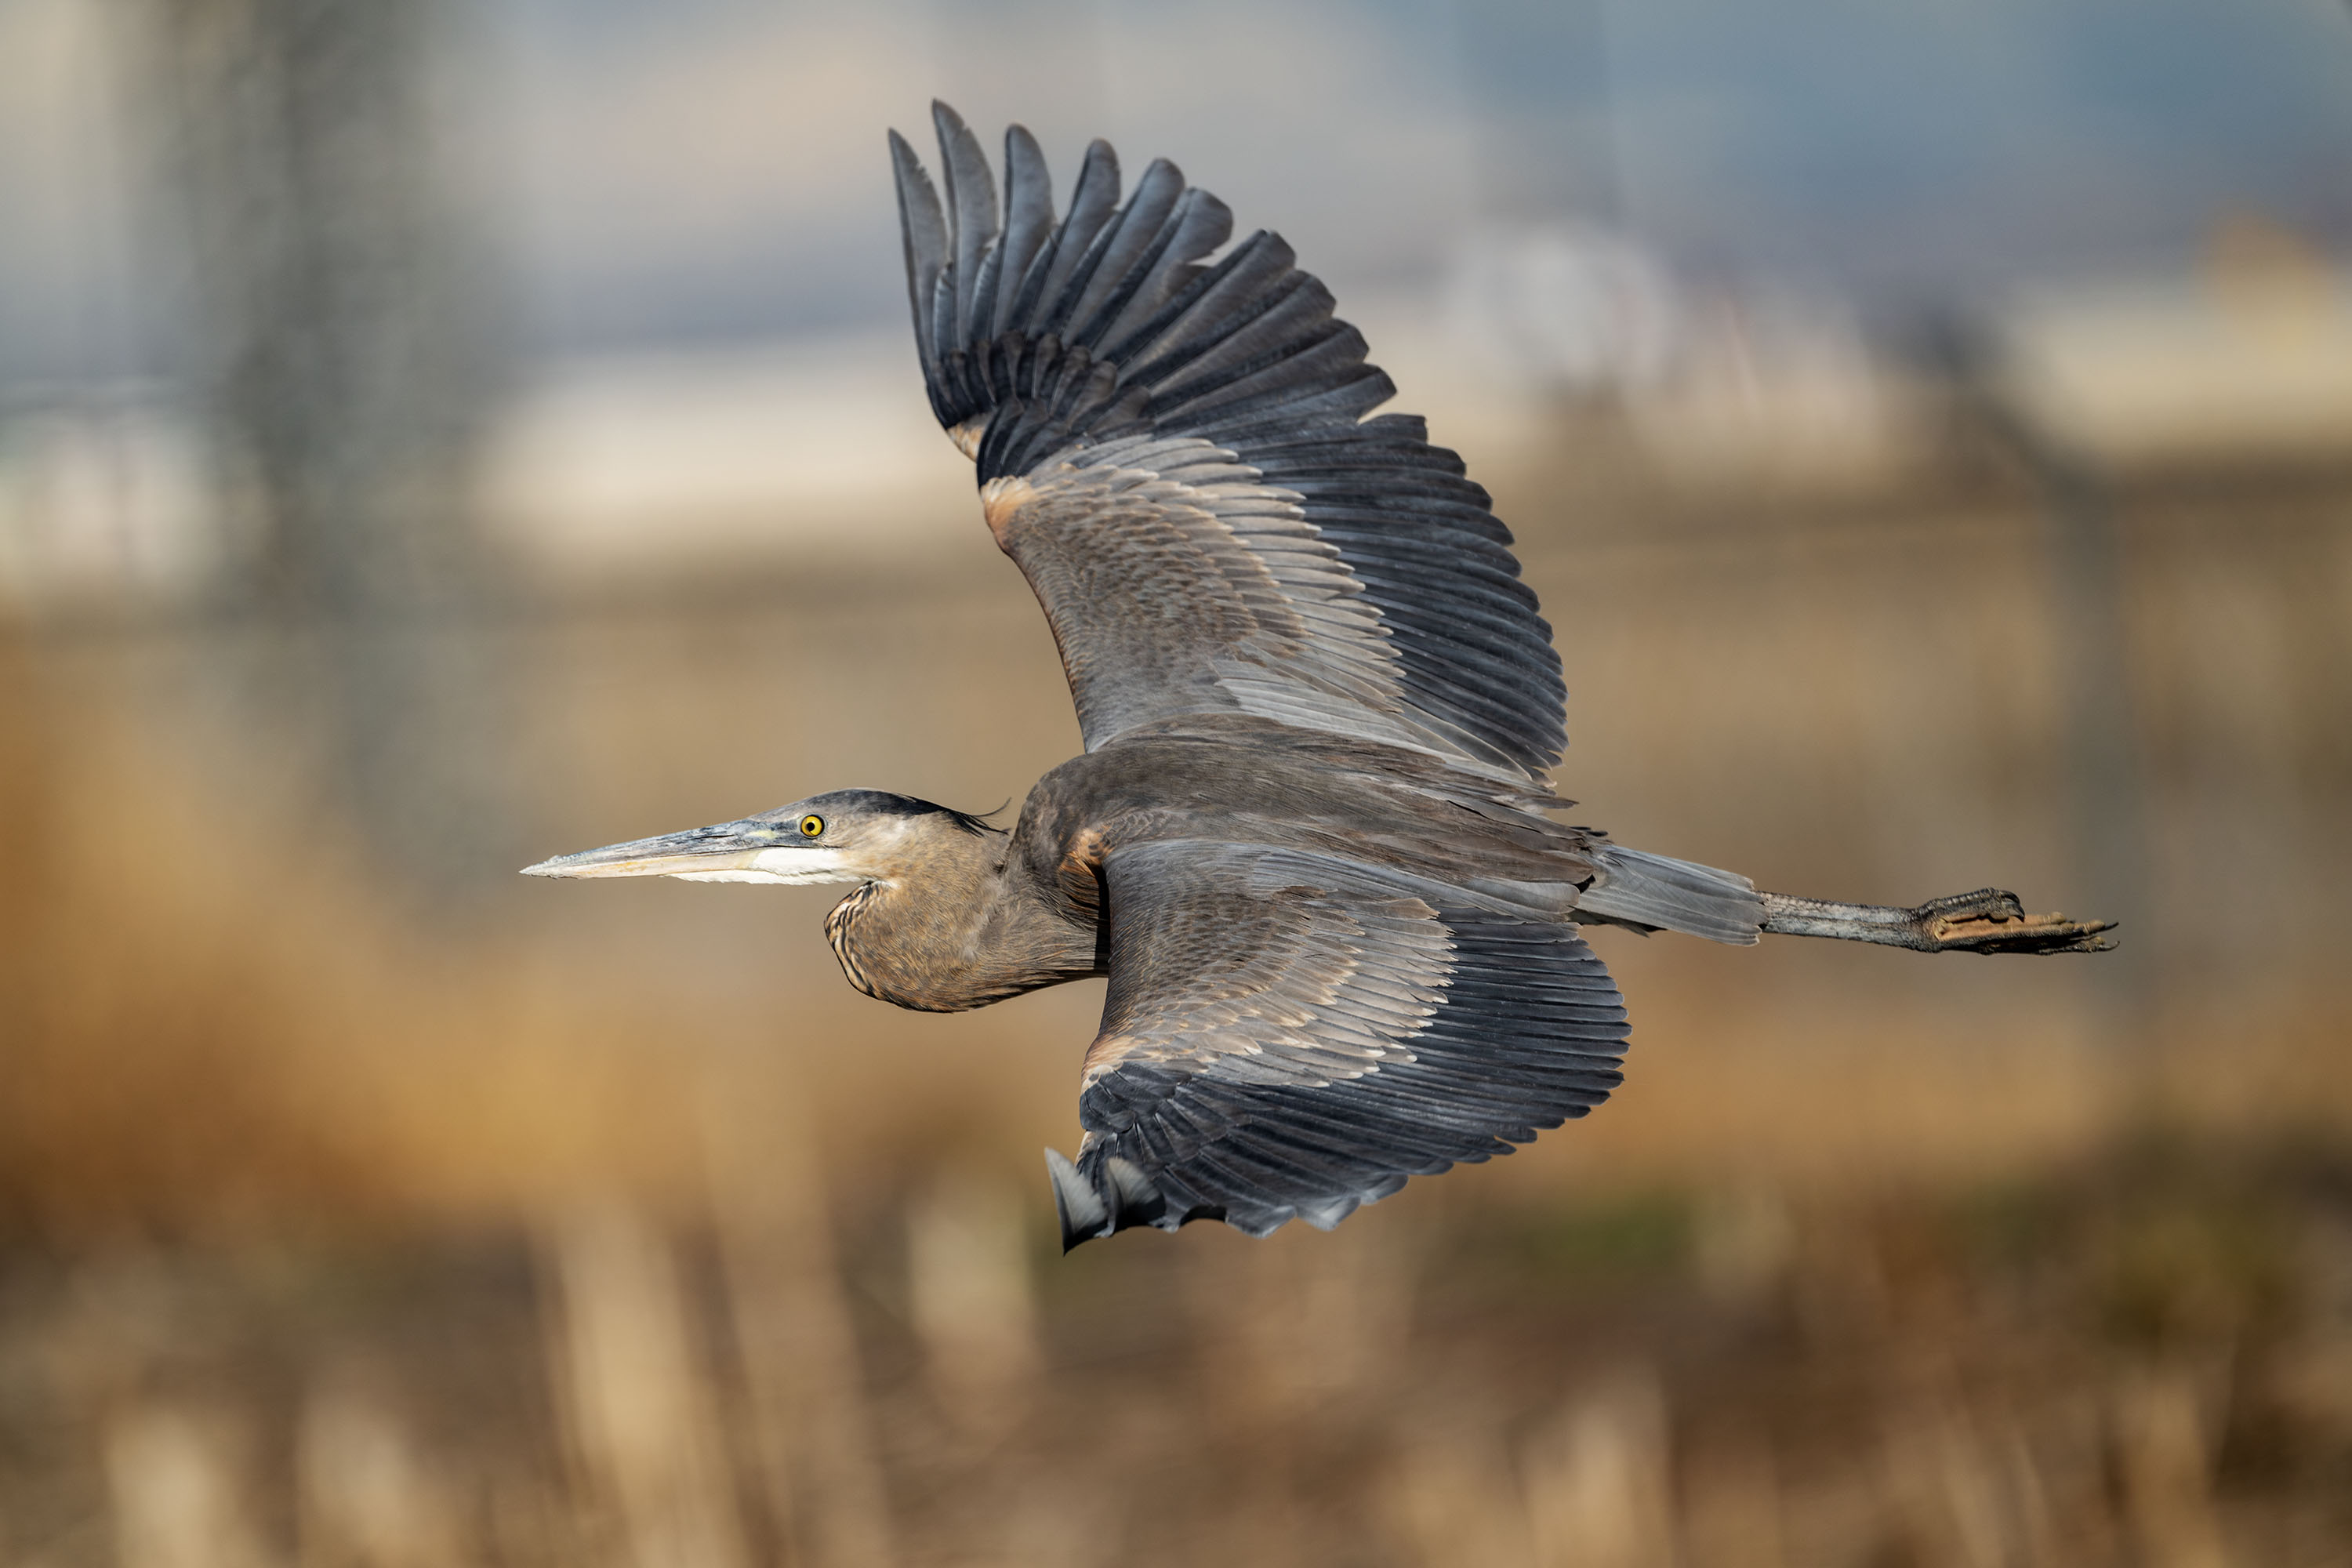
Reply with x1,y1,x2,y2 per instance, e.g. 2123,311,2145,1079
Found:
1760,887,2115,955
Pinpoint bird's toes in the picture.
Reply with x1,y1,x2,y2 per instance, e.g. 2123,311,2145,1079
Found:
1929,907,2118,954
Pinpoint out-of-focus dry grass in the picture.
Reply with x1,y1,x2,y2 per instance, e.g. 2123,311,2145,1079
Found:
2,431,2348,1564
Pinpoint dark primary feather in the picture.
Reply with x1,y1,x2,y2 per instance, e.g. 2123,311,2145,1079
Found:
935,103,998,344
992,127,1054,337
888,133,949,391
891,103,1569,784
1055,840,1630,1245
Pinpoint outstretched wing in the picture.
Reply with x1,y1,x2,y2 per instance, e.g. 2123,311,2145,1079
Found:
1045,840,1629,1246
891,104,1567,786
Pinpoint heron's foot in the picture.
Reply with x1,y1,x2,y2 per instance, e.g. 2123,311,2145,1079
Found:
1910,887,2117,954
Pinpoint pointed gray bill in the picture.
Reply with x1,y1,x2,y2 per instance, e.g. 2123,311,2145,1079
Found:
521,820,854,885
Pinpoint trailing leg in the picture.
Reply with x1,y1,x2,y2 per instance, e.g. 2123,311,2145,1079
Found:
1759,887,2114,955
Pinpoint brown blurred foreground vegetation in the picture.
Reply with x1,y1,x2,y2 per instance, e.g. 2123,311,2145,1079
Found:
3,429,2350,1564
8,1140,2352,1566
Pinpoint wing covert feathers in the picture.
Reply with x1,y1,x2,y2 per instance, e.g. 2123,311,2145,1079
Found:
1052,841,1630,1247
894,103,1568,782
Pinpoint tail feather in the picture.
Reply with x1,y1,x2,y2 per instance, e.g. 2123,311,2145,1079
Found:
1574,846,1762,946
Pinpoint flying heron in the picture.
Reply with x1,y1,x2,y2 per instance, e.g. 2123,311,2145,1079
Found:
526,105,2114,1249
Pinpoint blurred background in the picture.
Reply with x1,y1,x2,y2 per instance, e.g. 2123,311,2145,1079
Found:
5,0,2352,1562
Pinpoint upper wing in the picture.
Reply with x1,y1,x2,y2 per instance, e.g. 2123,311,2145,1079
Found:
891,104,1567,786
1044,840,1629,1246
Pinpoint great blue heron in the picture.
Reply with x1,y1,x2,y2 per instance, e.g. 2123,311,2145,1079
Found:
525,105,2113,1249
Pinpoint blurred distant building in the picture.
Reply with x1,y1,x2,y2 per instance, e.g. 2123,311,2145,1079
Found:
1438,222,1915,492
0,390,221,608
1995,223,2352,473
1443,223,1686,394
10,230,2352,597
1625,289,1907,492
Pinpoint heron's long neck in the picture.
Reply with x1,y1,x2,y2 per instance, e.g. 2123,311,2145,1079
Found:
823,832,1099,1012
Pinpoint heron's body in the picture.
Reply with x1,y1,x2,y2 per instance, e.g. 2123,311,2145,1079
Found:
527,106,2112,1247
828,715,1765,1009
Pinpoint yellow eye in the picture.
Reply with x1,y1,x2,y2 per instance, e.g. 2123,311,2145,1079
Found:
798,815,824,837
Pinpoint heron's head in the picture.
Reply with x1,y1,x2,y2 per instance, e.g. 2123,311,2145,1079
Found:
521,789,996,887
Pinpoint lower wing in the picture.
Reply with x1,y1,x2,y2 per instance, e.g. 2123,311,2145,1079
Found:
1047,839,1629,1247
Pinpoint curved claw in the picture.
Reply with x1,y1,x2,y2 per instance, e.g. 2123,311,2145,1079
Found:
1913,888,2117,955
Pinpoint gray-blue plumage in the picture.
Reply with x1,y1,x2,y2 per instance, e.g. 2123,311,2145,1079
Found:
523,107,2114,1254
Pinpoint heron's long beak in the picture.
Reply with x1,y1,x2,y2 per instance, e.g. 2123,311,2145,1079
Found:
521,820,789,882
524,823,762,880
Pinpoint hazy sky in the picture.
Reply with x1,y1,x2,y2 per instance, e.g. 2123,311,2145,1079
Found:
481,0,2352,350
5,0,2350,379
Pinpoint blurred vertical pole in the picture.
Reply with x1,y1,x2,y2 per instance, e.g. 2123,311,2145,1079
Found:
1921,318,2153,1036
146,0,512,903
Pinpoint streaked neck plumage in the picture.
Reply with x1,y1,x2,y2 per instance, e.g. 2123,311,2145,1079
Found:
823,822,1099,1011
